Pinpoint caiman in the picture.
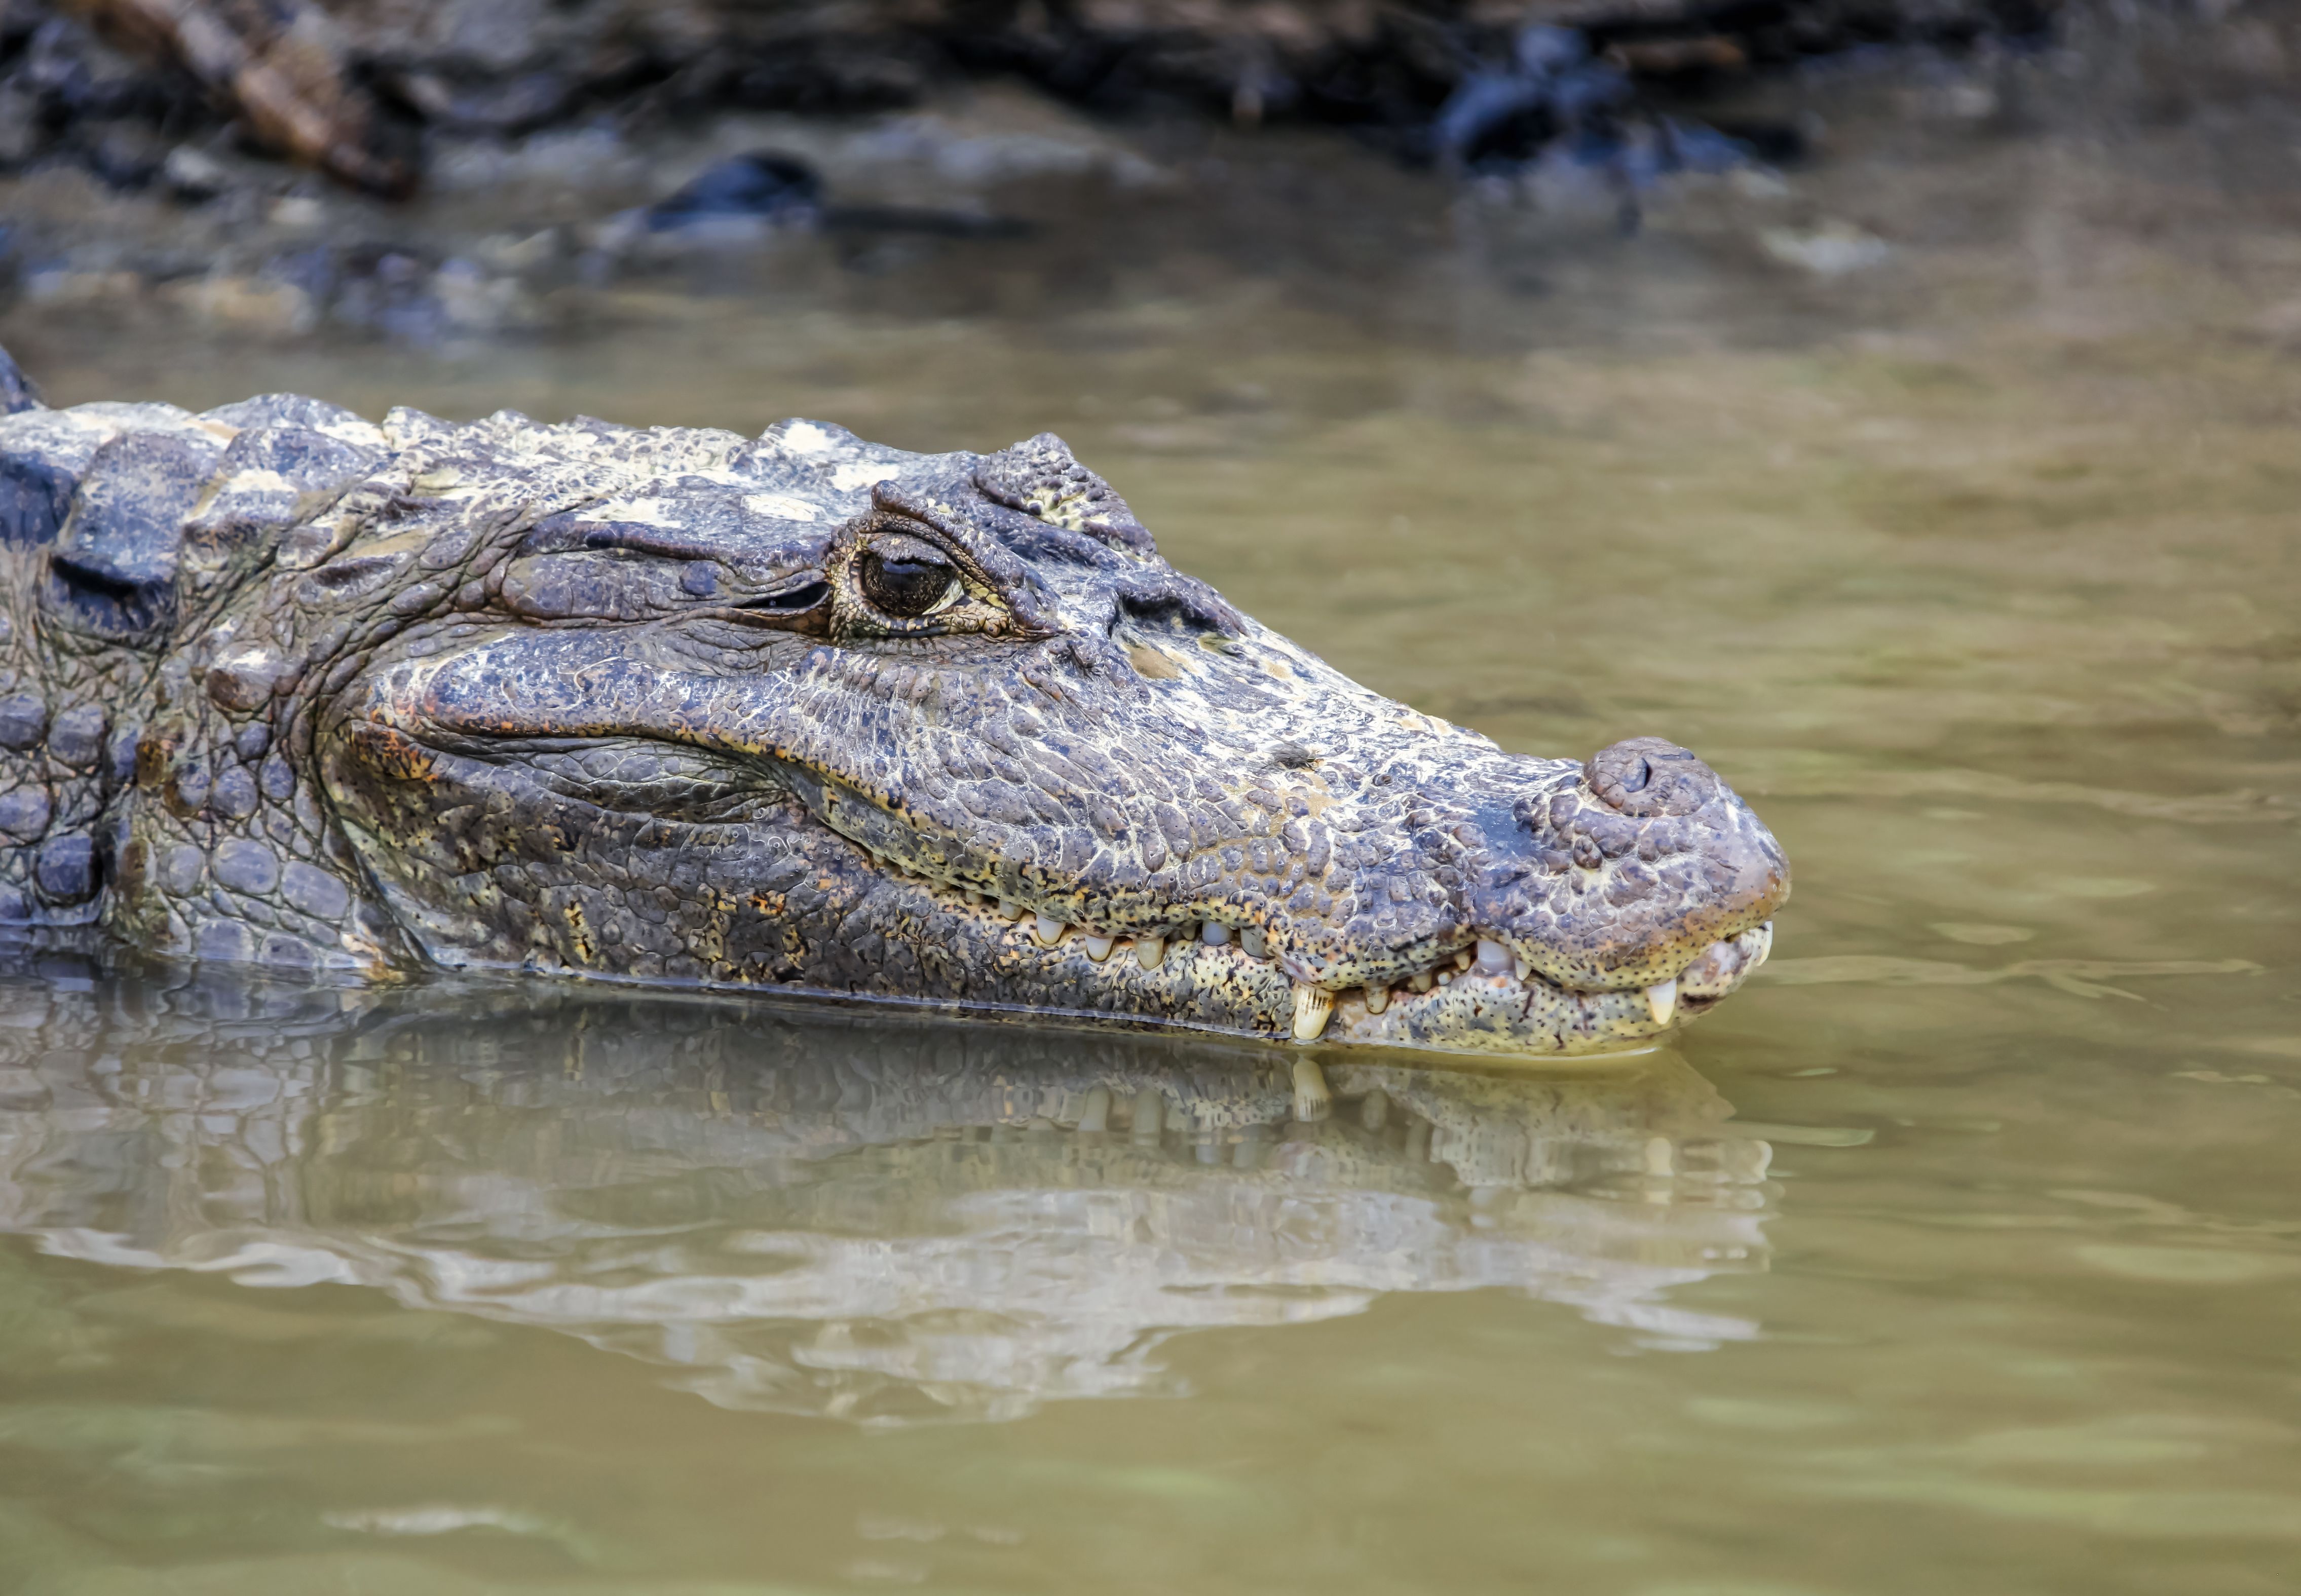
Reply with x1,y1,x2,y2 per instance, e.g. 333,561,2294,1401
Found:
0,347,1788,1056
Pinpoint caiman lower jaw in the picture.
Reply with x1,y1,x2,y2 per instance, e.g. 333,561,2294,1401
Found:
864,848,1776,1057
1325,922,1774,1056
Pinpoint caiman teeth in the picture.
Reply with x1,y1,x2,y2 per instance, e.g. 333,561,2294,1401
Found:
915,868,1752,1044
1644,977,1678,1026
1291,981,1335,1041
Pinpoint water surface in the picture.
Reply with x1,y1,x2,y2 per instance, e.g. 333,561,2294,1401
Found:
1,48,2298,1595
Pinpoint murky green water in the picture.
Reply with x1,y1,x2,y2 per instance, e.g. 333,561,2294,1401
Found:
2,51,2299,1595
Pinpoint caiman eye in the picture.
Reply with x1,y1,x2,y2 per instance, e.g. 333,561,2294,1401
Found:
859,543,960,618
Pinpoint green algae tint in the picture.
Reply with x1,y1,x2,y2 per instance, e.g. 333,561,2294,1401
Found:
2,48,2298,1596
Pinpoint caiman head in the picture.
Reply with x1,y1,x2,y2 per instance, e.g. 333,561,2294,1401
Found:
41,399,1786,1055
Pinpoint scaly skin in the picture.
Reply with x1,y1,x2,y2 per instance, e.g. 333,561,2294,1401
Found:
0,349,1788,1055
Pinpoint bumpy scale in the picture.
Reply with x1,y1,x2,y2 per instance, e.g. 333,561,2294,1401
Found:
0,351,1789,1055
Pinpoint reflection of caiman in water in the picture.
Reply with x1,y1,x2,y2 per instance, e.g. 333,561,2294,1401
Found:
0,957,1774,1423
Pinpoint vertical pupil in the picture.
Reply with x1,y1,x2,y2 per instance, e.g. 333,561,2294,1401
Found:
861,551,953,616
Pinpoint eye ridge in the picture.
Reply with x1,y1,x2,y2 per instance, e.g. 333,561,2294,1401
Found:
859,546,960,619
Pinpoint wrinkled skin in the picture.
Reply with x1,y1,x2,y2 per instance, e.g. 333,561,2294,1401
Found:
0,351,1788,1055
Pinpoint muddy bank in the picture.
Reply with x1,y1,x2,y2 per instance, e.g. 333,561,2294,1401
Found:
0,0,2293,356
34,0,2061,182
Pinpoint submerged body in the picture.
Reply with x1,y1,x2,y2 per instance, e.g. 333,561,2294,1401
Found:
0,353,1786,1054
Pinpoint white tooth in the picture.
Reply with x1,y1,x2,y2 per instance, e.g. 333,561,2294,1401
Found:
1453,949,1473,971
1363,984,1389,1015
1135,935,1166,969
1239,927,1269,959
1474,938,1512,976
997,899,1026,920
1081,934,1115,962
1201,921,1231,946
1513,955,1532,981
1749,922,1773,968
1360,1088,1389,1131
1644,977,1678,1025
1291,1057,1331,1120
1077,1085,1111,1133
1291,982,1334,1042
961,890,981,906
1410,970,1435,992
1033,913,1067,947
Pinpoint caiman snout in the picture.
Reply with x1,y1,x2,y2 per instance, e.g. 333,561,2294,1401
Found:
1330,728,1789,1052
1472,733,1790,1005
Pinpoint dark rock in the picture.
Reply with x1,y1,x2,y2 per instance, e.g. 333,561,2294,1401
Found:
0,0,2068,210
646,152,824,233
384,68,580,134
161,144,232,200
1430,28,1631,172
0,344,40,415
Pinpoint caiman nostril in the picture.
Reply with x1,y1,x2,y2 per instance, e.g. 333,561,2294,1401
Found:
1586,736,1719,818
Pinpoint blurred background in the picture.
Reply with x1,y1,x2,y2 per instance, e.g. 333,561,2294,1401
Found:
1,2,2298,1592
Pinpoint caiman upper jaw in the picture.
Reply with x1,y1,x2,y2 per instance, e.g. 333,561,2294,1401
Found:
803,789,1785,1054
1477,737,1792,995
